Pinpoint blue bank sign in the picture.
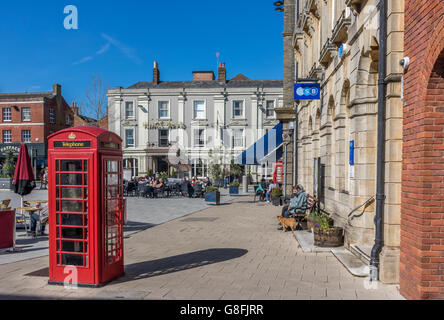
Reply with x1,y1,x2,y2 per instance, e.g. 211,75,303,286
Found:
294,83,321,100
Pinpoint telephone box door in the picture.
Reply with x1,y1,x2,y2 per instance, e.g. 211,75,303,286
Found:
50,154,95,284
100,156,124,282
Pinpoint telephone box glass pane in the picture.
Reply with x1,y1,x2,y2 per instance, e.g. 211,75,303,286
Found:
60,214,83,226
62,241,84,253
61,160,83,172
61,174,83,186
107,174,119,186
60,227,85,240
108,161,118,173
61,201,83,213
61,187,83,199
62,254,83,267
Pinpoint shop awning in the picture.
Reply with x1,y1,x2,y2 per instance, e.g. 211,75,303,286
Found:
237,123,283,166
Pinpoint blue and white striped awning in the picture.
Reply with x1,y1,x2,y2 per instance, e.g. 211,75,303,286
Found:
237,123,283,166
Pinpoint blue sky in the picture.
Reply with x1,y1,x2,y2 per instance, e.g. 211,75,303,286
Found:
0,1,284,117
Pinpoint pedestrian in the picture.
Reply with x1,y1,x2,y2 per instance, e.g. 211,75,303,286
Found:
279,185,307,231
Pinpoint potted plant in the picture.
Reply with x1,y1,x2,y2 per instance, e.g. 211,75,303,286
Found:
271,187,283,206
0,150,15,190
229,181,240,195
313,213,344,247
205,186,221,205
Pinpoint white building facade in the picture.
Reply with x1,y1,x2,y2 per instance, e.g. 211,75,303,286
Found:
107,62,283,180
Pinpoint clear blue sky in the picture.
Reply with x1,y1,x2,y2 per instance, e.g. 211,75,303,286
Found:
0,1,284,116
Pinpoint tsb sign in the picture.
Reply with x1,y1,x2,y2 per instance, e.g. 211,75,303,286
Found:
294,83,321,100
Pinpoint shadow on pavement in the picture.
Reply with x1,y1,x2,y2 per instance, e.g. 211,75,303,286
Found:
115,248,248,283
124,221,156,234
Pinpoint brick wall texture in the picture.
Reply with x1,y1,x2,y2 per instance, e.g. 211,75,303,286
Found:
401,0,444,300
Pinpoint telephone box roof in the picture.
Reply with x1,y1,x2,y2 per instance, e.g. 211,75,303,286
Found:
48,126,121,141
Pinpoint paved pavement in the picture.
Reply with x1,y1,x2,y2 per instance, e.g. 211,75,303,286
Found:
0,194,404,300
0,188,241,265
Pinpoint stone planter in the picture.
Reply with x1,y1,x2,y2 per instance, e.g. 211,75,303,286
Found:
229,186,239,195
205,191,221,205
313,227,344,247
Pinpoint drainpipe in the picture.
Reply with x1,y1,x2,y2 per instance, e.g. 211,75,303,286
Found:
370,0,387,281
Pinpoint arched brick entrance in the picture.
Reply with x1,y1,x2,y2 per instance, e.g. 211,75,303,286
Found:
400,48,444,299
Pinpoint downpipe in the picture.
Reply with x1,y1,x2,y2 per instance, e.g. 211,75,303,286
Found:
370,0,387,282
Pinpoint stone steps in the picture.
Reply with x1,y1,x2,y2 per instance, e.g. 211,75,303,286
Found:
293,230,370,277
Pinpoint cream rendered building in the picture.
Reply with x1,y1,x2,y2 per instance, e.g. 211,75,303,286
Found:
287,0,404,283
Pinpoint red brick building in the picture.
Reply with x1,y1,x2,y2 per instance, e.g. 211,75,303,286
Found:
71,102,108,130
401,0,444,300
0,84,73,176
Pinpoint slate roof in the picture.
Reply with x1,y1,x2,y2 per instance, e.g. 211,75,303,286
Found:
0,92,56,100
127,79,283,90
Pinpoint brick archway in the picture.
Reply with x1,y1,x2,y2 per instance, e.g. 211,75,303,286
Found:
400,47,444,299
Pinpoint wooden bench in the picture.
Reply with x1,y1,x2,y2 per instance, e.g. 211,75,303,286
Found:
289,194,318,230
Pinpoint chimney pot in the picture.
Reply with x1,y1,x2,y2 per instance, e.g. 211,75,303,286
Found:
218,62,227,83
153,61,160,85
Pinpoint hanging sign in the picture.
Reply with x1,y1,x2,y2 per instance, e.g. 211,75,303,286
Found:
294,83,321,100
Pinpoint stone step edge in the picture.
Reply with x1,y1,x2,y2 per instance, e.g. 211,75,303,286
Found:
349,244,371,265
331,248,370,278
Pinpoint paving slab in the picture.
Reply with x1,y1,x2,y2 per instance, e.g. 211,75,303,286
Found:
0,195,404,300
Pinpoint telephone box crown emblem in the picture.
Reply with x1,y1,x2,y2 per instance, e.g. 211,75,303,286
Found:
68,133,77,140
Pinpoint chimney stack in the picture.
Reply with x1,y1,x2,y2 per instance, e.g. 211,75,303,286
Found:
218,62,227,83
53,84,61,96
72,102,79,115
153,61,160,85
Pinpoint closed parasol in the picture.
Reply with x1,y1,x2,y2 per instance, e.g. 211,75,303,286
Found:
13,144,36,196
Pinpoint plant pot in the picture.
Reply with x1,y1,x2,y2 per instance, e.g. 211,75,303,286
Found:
205,191,220,205
272,197,282,206
229,186,239,195
313,227,344,247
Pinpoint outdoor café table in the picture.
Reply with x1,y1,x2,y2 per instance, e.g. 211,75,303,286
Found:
25,200,48,205
16,207,45,235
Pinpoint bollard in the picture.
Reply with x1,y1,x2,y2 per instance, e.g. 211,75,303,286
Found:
242,175,248,194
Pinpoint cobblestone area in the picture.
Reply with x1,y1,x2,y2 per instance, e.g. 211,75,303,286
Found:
0,196,404,300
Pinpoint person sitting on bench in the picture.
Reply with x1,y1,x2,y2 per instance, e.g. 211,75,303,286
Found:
278,184,307,230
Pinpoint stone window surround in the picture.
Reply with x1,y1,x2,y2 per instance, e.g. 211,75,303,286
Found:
125,100,136,120
158,100,171,120
192,99,207,120
232,99,245,119
232,128,245,149
124,127,136,148
192,127,206,148
265,99,277,119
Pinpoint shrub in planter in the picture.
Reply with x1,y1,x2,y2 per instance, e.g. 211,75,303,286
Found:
306,210,334,233
229,182,240,195
205,186,221,205
313,213,343,247
271,187,283,206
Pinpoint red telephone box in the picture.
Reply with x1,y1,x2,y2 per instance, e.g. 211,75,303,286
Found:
47,127,124,287
273,161,284,185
